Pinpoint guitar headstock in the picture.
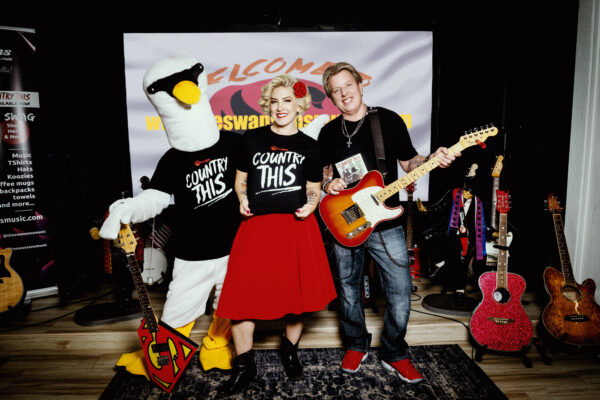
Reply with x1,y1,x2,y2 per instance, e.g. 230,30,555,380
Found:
458,125,498,150
117,224,137,255
406,182,416,194
491,155,504,178
546,193,563,214
496,190,510,213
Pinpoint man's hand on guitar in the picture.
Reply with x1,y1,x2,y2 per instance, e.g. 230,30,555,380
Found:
324,178,347,195
432,147,461,168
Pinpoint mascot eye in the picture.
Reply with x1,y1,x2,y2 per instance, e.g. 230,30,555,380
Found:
147,63,205,97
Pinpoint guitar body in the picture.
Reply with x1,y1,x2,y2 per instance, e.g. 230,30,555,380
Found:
319,170,404,247
470,271,533,352
542,266,600,346
0,248,25,314
408,247,421,279
138,318,199,393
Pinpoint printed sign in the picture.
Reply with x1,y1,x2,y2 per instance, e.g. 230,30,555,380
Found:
123,31,433,200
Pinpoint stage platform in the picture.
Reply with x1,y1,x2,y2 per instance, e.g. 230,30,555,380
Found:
1,278,599,399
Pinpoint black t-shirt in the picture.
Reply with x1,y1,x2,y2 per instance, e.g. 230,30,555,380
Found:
239,125,323,215
149,131,241,260
318,107,418,232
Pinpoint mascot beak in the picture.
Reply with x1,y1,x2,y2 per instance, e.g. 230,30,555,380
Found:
172,80,201,105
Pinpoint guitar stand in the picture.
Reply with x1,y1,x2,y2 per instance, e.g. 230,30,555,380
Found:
473,343,533,368
532,336,552,365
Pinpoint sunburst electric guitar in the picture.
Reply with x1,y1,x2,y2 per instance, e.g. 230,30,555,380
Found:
0,248,25,314
470,191,533,352
117,224,198,393
319,126,498,247
542,194,600,346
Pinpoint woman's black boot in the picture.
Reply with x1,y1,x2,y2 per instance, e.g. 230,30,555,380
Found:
280,335,303,380
217,350,256,396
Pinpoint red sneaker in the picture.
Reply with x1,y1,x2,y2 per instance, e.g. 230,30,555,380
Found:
381,359,424,383
341,350,368,373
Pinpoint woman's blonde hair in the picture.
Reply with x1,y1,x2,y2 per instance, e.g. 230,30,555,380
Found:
259,74,311,116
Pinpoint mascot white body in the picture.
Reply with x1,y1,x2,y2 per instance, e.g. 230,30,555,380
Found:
100,56,237,376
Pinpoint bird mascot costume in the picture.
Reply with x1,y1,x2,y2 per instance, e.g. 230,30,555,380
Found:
99,56,327,379
100,56,241,377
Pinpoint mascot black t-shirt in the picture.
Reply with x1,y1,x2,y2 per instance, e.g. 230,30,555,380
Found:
149,131,241,261
239,126,323,215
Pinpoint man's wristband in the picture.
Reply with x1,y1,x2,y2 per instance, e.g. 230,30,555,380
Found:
322,178,333,192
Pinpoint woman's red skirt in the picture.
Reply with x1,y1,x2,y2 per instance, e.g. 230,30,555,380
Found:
216,213,337,320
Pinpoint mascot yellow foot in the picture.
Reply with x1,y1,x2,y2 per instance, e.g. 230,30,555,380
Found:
199,314,233,371
116,316,232,379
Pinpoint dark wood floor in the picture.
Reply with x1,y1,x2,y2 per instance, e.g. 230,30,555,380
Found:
1,278,599,399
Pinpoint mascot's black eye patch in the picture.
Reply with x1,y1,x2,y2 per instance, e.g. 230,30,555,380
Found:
147,63,204,96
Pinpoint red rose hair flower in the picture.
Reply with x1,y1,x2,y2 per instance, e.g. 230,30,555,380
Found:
293,81,308,98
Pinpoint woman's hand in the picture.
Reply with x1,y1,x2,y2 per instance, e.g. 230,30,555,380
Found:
295,181,321,219
239,197,253,217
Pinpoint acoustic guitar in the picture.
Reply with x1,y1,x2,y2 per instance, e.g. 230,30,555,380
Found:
0,248,25,314
117,224,198,392
319,125,497,247
542,194,600,346
470,191,533,352
405,183,421,280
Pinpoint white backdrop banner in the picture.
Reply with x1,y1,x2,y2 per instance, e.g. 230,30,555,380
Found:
123,31,433,199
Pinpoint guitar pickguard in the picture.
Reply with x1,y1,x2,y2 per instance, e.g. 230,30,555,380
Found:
351,186,403,226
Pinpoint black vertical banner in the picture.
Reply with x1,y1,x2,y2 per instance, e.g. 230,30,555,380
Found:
0,25,55,298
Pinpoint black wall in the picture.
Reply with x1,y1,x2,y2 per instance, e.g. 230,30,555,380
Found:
2,2,579,298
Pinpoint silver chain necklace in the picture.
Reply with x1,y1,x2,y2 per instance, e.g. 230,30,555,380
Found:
341,110,367,148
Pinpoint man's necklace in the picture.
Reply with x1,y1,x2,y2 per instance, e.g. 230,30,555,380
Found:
341,111,367,148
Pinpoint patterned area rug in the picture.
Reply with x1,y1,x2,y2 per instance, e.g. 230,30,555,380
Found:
100,345,507,399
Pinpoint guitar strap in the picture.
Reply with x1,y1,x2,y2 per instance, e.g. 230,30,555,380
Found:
448,188,486,260
367,106,387,177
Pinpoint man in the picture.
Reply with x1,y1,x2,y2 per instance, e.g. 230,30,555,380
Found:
318,62,459,383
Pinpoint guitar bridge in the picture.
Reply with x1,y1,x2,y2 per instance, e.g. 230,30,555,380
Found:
156,355,170,366
487,317,515,325
347,222,372,239
341,204,364,224
565,314,589,322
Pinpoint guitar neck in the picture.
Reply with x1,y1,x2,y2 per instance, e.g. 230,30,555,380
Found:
406,193,414,248
125,252,159,332
552,214,576,285
496,213,509,288
490,178,499,230
375,142,464,203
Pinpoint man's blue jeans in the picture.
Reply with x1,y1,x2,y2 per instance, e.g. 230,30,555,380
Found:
332,225,411,362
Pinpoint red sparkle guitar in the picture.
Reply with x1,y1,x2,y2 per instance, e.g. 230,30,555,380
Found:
118,224,198,393
405,183,421,280
470,191,533,352
542,194,600,346
319,126,497,247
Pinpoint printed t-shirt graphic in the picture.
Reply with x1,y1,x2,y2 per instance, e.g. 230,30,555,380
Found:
149,131,241,261
239,126,323,215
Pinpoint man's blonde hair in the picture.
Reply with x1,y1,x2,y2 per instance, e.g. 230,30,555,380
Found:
322,62,363,99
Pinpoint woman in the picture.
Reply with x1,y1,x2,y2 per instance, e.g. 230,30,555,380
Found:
216,74,336,396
